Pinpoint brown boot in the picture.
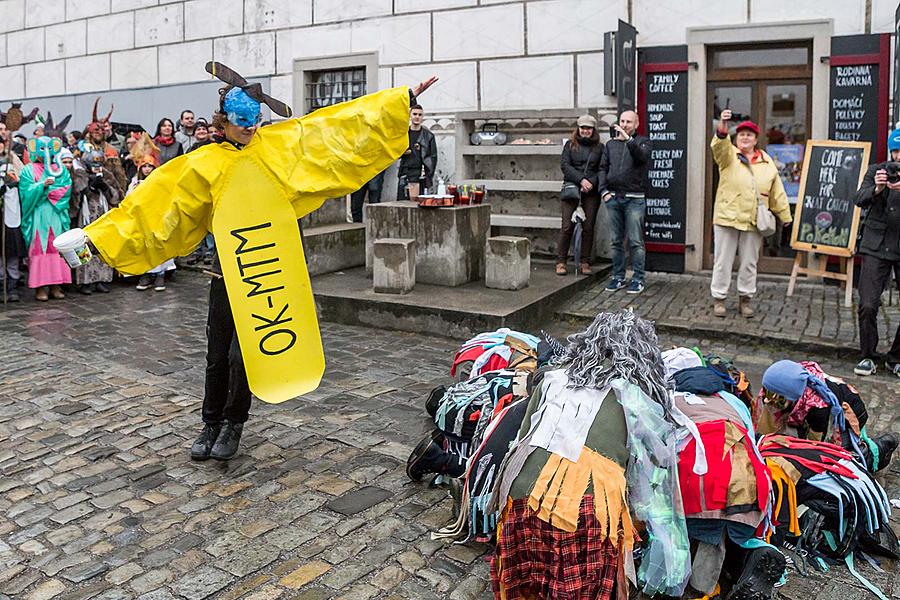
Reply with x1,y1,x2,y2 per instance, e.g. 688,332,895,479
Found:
555,263,567,276
713,299,726,317
739,296,754,318
50,285,65,299
580,262,592,275
35,286,49,302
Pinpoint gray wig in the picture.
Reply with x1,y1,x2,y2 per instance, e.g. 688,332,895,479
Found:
552,309,673,411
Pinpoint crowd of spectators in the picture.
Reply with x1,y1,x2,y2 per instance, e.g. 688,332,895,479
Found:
0,107,226,302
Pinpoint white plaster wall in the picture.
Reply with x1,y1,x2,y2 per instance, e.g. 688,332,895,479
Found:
276,24,352,75
134,3,184,47
872,0,898,34
433,5,524,61
7,29,44,65
111,48,158,89
66,0,110,20
158,40,211,85
481,55,574,110
0,66,24,98
244,0,312,31
65,54,109,94
87,12,135,54
635,0,747,46
185,0,243,40
0,35,7,67
313,0,392,24
527,0,624,54
44,20,86,60
750,0,863,35
25,0,66,28
577,52,615,109
25,60,65,97
395,0,474,10
214,32,276,77
395,62,478,112
0,0,25,33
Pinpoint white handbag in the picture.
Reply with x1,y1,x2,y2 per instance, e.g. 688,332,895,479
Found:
747,163,776,237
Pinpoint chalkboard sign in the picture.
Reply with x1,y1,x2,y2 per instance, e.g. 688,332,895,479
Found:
644,69,688,251
829,63,879,146
789,140,870,257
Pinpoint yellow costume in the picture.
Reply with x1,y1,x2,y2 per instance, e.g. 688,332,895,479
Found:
85,87,411,274
85,86,413,402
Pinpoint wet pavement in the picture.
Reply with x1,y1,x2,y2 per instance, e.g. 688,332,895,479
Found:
0,271,898,600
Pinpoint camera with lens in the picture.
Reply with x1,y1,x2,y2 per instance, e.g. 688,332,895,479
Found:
886,162,900,184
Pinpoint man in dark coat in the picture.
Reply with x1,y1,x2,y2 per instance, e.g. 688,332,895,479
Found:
853,128,900,377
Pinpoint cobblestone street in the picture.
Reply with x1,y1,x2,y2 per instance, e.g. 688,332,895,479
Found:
0,271,899,600
560,272,900,355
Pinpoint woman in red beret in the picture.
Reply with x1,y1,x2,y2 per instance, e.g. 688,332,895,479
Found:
709,109,792,318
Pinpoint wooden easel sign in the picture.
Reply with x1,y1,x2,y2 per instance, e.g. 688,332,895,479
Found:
787,139,871,307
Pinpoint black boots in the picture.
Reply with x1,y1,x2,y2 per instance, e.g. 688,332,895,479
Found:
867,432,899,472
191,421,245,461
726,546,786,600
210,421,243,461
425,385,446,418
190,423,222,461
406,432,466,482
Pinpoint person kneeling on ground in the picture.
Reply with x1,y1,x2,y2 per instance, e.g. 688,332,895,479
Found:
755,359,898,473
488,310,691,600
663,350,785,600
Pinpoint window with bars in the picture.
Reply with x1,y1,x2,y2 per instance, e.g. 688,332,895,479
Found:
305,67,367,114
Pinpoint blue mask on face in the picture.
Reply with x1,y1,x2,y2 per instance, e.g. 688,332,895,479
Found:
223,88,262,128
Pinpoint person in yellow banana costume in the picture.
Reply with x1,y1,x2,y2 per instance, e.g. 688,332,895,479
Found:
83,61,437,461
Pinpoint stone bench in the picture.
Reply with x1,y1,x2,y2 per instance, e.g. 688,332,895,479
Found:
485,236,530,290
373,238,416,295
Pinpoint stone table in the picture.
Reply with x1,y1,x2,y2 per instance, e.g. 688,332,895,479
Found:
365,201,492,287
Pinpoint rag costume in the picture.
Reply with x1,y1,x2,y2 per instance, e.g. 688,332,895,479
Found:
664,356,782,599
754,360,897,473
19,137,72,289
71,150,122,286
85,62,418,459
488,312,692,600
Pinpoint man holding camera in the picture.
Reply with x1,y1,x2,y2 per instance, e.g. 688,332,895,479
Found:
597,110,652,294
854,129,900,377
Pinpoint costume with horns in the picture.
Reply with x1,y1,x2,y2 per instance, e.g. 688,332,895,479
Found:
84,61,419,406
36,112,72,140
19,137,72,289
84,98,128,191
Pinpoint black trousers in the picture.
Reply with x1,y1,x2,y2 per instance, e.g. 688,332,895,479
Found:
556,195,600,264
203,277,251,424
857,253,900,363
350,171,385,223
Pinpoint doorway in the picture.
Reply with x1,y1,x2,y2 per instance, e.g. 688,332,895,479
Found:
703,42,813,273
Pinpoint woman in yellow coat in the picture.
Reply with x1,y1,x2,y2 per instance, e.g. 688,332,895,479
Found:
84,62,437,461
710,109,792,318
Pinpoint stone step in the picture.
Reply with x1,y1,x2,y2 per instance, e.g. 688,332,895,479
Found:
304,222,365,277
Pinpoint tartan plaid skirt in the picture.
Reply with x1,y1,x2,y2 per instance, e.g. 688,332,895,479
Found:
491,495,620,600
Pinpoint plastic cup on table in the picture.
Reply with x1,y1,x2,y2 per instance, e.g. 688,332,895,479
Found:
53,228,92,268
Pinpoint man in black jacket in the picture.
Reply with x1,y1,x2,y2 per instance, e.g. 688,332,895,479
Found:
854,129,900,377
397,104,437,200
597,110,652,294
